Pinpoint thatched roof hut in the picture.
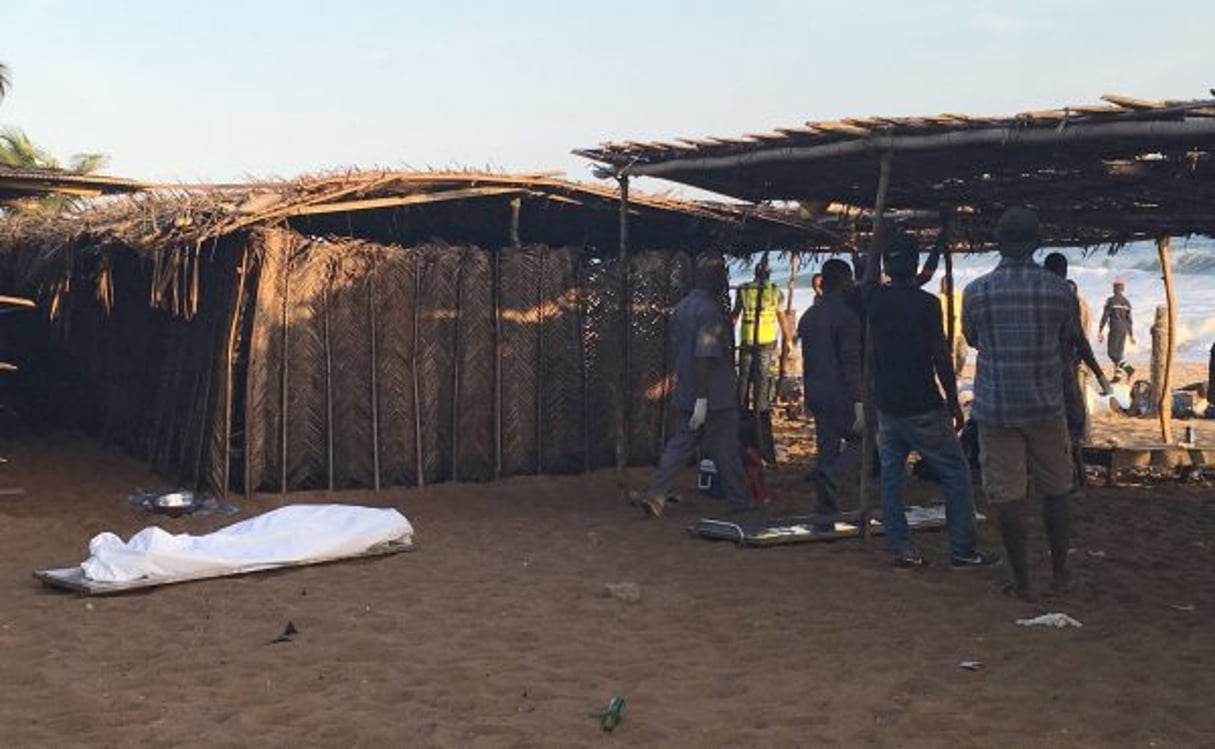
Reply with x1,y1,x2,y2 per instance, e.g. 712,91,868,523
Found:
0,170,835,495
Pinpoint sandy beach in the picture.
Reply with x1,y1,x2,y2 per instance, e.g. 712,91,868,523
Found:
3,357,1214,748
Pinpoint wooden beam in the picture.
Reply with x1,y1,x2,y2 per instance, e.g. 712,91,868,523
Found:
621,119,1215,180
0,295,36,309
281,187,528,217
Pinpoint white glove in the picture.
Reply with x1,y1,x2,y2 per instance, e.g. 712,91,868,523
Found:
689,398,709,430
850,402,866,434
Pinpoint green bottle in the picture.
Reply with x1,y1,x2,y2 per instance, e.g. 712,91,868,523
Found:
600,696,626,732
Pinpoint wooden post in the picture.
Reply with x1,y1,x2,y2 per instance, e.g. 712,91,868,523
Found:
943,242,957,371
1150,306,1166,419
220,246,251,497
1156,236,1176,443
368,264,381,491
858,150,893,541
776,253,799,402
615,175,631,476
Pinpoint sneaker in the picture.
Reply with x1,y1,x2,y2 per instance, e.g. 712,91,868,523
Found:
950,550,1002,570
893,551,928,568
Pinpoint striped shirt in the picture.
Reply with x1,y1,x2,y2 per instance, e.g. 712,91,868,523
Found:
962,257,1074,427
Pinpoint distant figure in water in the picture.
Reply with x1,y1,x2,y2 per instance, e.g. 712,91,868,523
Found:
1098,280,1135,381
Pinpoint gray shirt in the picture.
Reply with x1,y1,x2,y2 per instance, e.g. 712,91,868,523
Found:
670,288,737,412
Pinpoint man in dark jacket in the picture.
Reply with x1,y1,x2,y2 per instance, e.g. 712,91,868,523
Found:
798,258,863,529
1098,280,1135,380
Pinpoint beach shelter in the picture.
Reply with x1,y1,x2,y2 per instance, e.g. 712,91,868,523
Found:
578,93,1215,447
0,170,836,495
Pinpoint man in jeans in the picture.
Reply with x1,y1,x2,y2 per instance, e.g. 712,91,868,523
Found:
963,207,1077,600
863,230,999,569
629,254,752,518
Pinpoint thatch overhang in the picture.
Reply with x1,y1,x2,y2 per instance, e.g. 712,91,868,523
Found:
576,94,1215,248
0,165,145,201
0,170,838,262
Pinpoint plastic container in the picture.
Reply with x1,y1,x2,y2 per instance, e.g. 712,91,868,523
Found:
698,459,723,497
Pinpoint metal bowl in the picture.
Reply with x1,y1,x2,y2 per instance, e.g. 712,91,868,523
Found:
154,491,197,509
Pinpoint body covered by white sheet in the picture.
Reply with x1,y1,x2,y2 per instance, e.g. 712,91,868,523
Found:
81,504,413,583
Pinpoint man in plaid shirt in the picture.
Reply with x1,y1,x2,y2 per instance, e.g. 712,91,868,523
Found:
963,207,1077,601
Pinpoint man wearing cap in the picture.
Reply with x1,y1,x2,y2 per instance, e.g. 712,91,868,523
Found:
798,258,863,530
862,230,999,569
962,207,1077,600
1098,279,1136,380
732,260,785,460
630,254,752,519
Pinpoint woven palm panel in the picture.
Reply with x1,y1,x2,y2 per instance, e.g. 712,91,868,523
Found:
537,247,585,474
241,228,290,493
372,245,419,488
327,246,378,490
497,246,541,477
627,251,672,465
413,243,460,485
452,247,494,481
579,255,624,470
279,240,335,490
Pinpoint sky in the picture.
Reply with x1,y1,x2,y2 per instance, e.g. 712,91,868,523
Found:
2,0,1214,194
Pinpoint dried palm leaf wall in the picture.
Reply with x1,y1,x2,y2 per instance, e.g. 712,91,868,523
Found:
235,227,693,494
24,237,248,488
13,226,695,494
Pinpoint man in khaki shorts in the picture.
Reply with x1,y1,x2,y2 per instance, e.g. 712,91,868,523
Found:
962,207,1077,601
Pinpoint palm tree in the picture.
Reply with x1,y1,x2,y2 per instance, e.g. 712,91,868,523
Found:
0,62,9,102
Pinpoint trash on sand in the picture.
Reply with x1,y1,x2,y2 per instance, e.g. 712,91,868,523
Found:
268,620,299,644
603,582,641,603
1015,613,1083,628
958,660,984,671
590,695,626,732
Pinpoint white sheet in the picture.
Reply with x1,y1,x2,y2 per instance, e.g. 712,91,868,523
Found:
81,504,413,583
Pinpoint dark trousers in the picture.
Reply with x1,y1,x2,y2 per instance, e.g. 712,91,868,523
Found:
1107,325,1129,366
809,403,861,518
647,406,751,509
737,343,776,411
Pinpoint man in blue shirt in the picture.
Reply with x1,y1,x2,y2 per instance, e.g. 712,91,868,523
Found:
630,254,752,518
963,208,1077,600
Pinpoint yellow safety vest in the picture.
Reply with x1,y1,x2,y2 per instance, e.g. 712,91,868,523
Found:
739,282,781,345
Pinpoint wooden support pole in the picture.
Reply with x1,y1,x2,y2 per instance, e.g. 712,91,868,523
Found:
492,249,503,479
944,243,957,371
1157,236,1176,443
367,264,381,491
220,246,250,498
858,151,893,541
776,253,799,402
615,175,631,476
